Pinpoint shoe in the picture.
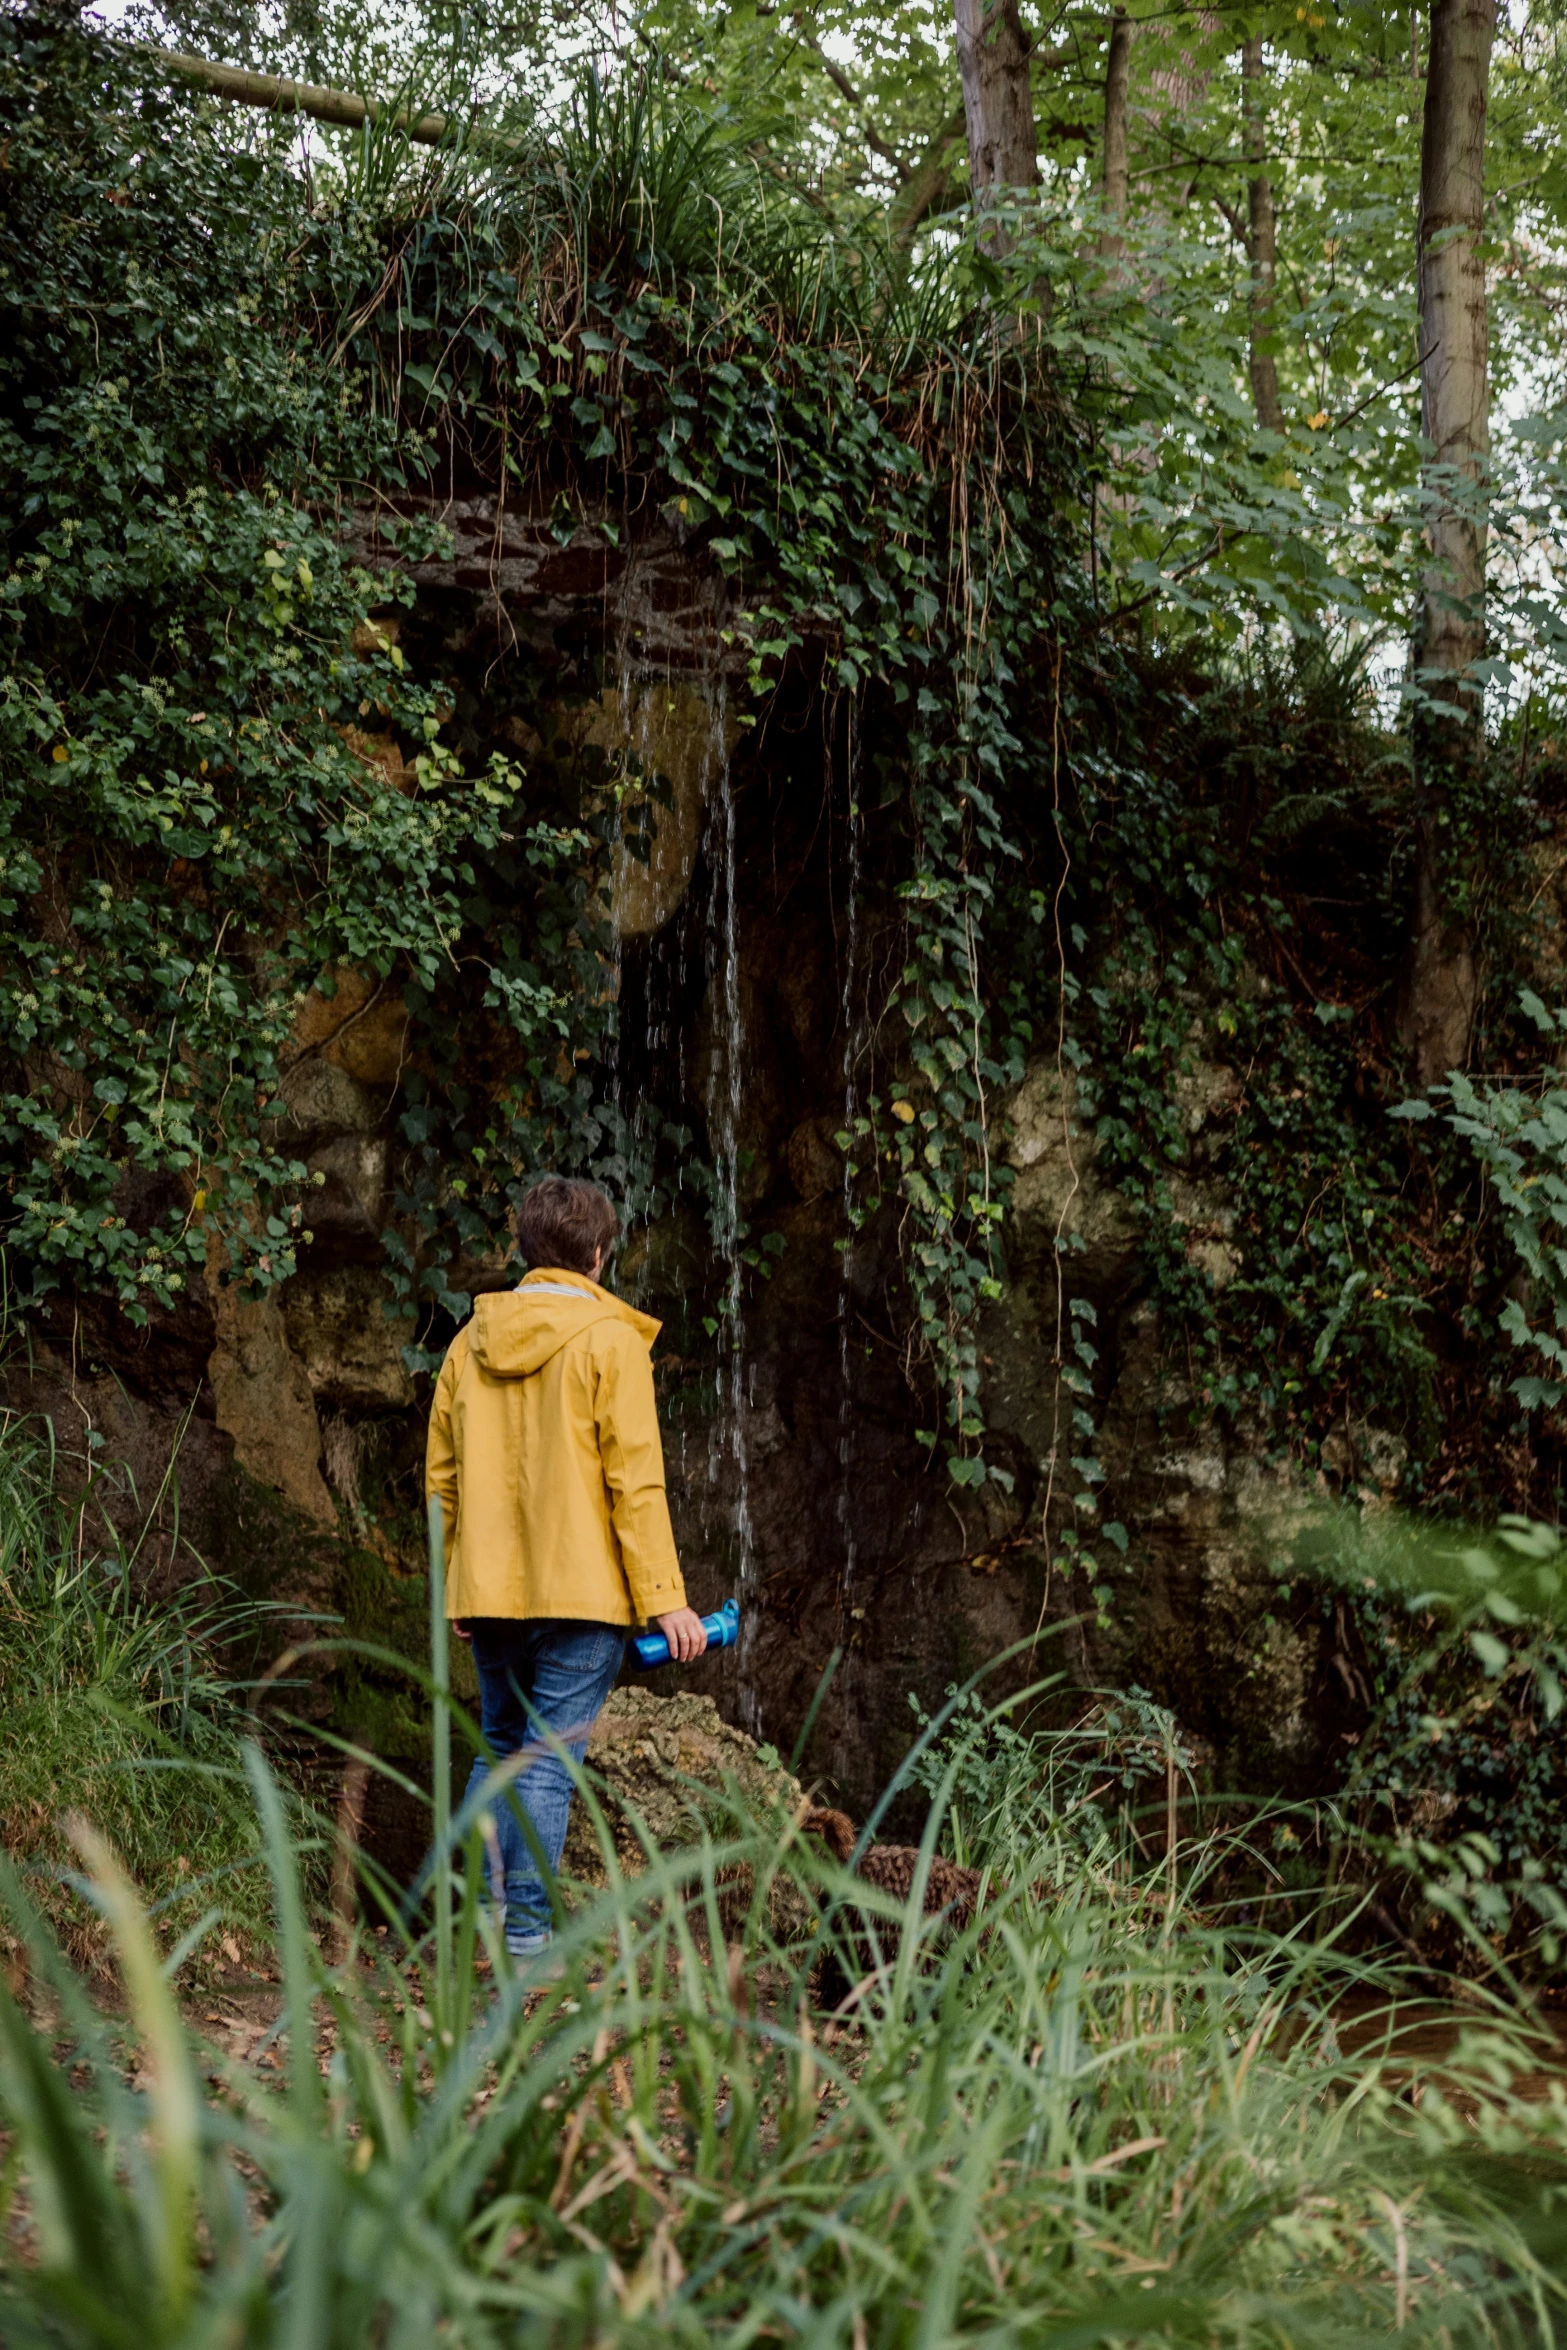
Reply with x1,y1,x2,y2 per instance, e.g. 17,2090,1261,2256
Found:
505,1929,565,1983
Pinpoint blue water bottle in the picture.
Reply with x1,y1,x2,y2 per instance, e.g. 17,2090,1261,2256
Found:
633,1596,740,1669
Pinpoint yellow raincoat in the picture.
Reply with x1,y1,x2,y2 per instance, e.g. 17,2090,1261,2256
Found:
424,1268,686,1625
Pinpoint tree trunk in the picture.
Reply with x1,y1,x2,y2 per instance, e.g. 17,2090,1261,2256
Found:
953,0,1037,254
1398,0,1494,1085
1097,11,1133,269
1241,38,1285,430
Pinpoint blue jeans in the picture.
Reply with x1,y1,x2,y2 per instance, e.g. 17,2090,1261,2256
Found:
464,1617,625,1954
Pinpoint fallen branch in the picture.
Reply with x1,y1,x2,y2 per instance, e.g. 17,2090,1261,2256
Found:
130,42,482,149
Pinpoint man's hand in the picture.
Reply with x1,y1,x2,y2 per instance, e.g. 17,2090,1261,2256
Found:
653,1606,708,1662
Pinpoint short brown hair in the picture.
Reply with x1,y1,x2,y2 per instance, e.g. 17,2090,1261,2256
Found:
515,1176,617,1276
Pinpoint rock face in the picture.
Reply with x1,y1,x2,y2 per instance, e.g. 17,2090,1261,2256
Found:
283,1266,414,1417
287,969,409,1091
341,498,755,677
573,683,742,938
1004,1061,1139,1293
207,1285,335,1528
3,516,1354,1842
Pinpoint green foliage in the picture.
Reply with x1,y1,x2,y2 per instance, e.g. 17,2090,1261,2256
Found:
1093,955,1439,1427
1396,989,1567,1411
0,20,535,1319
9,9,1567,1509
64,38,1069,1459
617,0,1567,673
1295,1502,1567,1974
1035,642,1533,1482
907,1674,1202,1867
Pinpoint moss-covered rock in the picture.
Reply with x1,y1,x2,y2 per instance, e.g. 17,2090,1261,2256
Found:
562,1685,808,1932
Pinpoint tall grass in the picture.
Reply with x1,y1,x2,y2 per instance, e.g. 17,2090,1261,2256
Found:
0,1416,295,1955
312,38,984,400
1,1507,1565,2344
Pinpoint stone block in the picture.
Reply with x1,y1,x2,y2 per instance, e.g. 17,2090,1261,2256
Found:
282,1264,415,1415
206,1287,333,1527
287,967,408,1089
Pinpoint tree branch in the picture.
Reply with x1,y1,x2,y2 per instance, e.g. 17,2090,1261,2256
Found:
887,98,970,248
1211,189,1247,247
130,43,471,147
1096,529,1229,631
794,29,913,179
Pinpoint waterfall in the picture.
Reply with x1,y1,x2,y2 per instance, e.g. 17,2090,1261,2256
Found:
599,565,757,1721
836,700,863,1634
705,681,758,1729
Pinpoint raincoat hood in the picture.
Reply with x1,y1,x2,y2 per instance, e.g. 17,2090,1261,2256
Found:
468,1270,662,1380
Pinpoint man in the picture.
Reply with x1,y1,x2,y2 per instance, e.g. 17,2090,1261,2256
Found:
425,1173,707,1963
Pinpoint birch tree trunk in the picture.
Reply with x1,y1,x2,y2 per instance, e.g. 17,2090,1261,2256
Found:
953,0,1037,256
1098,12,1134,270
1241,38,1285,431
1398,0,1494,1085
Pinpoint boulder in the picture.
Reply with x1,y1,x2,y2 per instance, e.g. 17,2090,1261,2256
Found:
561,1685,808,1932
278,1059,382,1142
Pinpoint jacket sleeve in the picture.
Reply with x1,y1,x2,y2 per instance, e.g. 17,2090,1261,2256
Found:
424,1333,463,1560
593,1325,686,1620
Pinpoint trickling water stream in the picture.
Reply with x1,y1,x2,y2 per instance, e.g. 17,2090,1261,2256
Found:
599,616,760,1726
703,680,759,1729
835,702,863,1639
